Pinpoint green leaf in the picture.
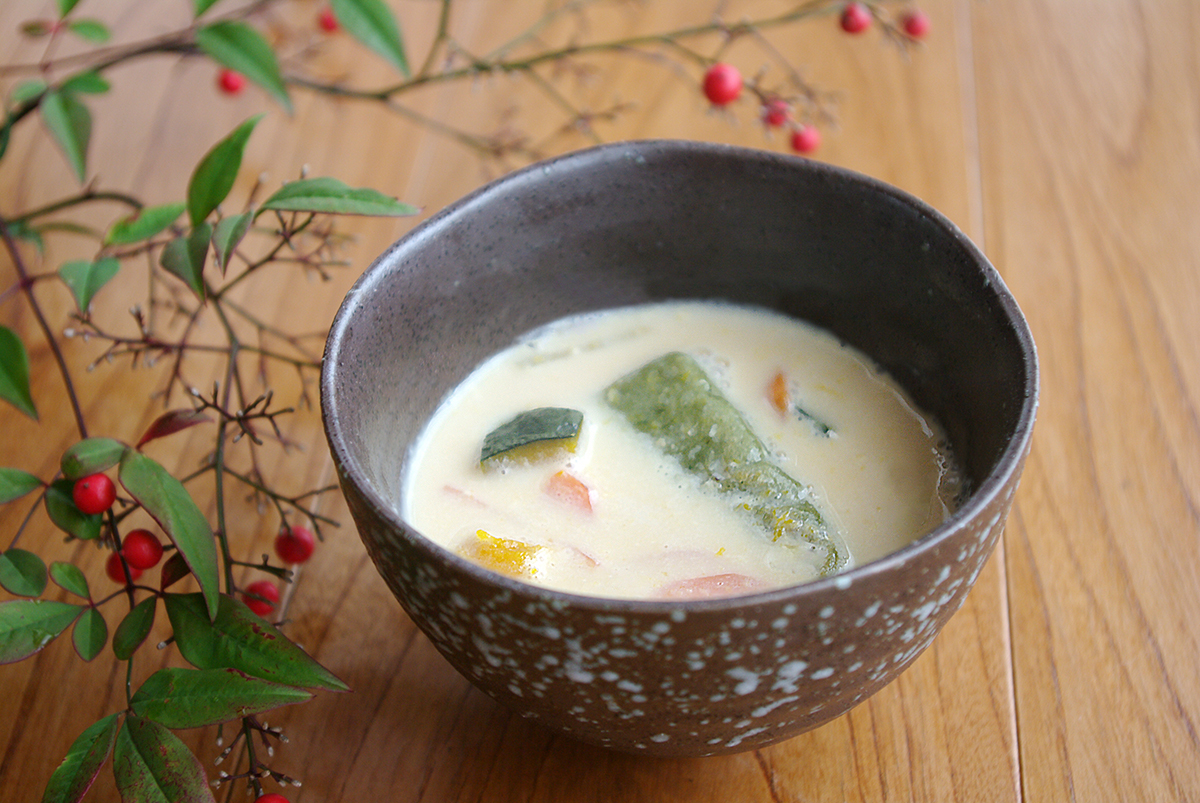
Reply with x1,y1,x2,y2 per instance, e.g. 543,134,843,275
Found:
0,325,37,420
159,224,211,300
105,202,185,246
65,19,110,44
210,211,253,274
40,713,120,803
60,72,110,95
11,79,49,105
0,548,48,597
0,467,42,503
185,115,262,227
0,599,82,664
1,219,44,251
50,561,91,599
40,89,91,183
112,596,156,660
44,479,102,540
113,715,215,803
59,257,119,313
194,0,224,18
131,667,311,728
331,0,410,76
72,606,107,661
260,176,419,217
61,438,128,480
58,0,83,15
118,452,218,620
165,592,349,691
195,22,291,113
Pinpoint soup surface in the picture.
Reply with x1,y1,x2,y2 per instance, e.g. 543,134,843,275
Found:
402,301,960,599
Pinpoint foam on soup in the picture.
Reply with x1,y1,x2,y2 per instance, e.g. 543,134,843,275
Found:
402,301,961,599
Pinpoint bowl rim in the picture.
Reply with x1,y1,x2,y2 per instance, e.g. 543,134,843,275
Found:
321,138,1040,613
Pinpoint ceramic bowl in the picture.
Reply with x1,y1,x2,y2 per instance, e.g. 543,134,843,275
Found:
320,140,1038,757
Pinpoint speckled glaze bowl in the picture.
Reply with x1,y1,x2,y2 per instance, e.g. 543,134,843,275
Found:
321,140,1038,757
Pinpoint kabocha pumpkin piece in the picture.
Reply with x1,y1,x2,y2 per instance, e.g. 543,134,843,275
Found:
480,407,583,469
605,352,847,575
459,529,548,578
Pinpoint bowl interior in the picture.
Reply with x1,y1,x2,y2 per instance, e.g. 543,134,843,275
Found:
323,140,1035,558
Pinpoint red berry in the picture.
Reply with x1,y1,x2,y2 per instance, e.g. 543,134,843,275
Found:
762,98,790,128
122,529,164,570
274,525,315,564
73,474,116,515
840,2,873,34
317,6,339,33
106,551,142,584
255,794,290,803
790,124,822,154
902,8,930,38
217,69,246,95
702,63,743,107
243,580,281,616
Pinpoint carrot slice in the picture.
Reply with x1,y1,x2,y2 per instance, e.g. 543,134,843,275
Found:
544,470,594,512
657,572,766,600
767,370,790,416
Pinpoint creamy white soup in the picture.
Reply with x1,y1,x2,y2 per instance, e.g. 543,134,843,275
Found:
402,301,960,599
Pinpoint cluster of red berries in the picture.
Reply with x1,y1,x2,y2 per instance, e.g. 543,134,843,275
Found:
701,63,822,155
699,5,928,156
255,794,290,803
74,471,316,612
241,525,316,616
105,529,164,583
839,2,930,37
71,473,168,585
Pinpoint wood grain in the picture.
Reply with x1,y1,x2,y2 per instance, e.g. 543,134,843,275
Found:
973,1,1200,799
1,0,1196,800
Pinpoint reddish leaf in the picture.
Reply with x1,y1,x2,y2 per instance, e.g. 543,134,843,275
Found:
112,715,215,803
136,409,212,448
159,552,190,591
40,713,120,803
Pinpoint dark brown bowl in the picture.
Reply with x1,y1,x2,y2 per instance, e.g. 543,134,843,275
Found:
320,140,1038,757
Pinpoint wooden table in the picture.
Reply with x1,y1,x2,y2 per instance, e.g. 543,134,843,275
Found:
2,1,1197,800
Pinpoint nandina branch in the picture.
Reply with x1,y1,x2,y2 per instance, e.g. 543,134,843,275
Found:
12,189,143,225
0,217,88,438
293,0,834,103
220,467,339,530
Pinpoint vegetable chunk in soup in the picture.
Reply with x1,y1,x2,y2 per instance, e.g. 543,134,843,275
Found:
402,301,961,600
